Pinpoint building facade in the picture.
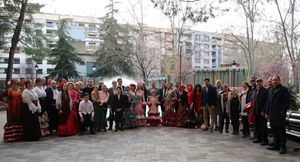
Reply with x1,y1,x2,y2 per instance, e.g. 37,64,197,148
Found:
0,12,224,82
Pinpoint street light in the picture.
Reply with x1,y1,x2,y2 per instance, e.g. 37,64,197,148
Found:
231,60,238,87
92,64,96,71
35,64,39,79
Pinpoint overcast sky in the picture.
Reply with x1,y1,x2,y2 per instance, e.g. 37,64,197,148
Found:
31,0,289,39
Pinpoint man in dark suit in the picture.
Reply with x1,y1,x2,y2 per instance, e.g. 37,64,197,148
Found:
158,80,167,114
266,75,290,154
45,80,60,134
253,78,268,145
117,78,125,92
82,79,94,101
202,78,218,132
111,87,128,132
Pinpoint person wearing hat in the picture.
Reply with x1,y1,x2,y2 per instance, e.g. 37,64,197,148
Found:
252,78,268,145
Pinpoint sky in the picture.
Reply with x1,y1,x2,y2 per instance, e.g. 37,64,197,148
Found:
31,0,288,38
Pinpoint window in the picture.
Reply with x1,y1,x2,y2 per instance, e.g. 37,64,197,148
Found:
204,59,209,64
47,68,53,74
195,43,201,50
70,21,77,26
212,51,217,58
204,51,209,58
88,34,97,38
78,23,85,27
46,30,54,37
13,68,20,74
46,21,54,28
88,24,97,30
195,55,201,63
203,35,209,42
37,69,43,74
194,34,201,42
87,42,97,49
14,58,20,64
1,58,20,64
204,44,209,49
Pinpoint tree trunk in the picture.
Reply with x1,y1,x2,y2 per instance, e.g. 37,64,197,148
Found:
6,0,28,88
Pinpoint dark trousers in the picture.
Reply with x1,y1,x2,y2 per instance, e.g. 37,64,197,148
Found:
80,114,94,133
115,111,123,130
242,116,250,136
219,112,229,132
46,105,59,132
254,114,268,143
108,110,115,129
100,107,107,130
231,112,240,133
160,104,165,114
271,124,287,148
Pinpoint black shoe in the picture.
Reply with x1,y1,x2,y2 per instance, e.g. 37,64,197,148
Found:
120,128,124,131
279,147,287,154
219,131,223,133
97,129,100,132
261,142,268,146
249,137,256,140
225,130,229,133
267,146,280,151
90,131,96,135
252,139,262,143
114,129,118,132
103,129,107,132
108,128,112,131
215,127,219,131
231,132,235,135
79,132,84,135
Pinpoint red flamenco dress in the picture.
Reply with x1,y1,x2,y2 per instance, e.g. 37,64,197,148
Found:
3,88,23,142
174,91,188,127
57,90,77,136
194,92,203,128
147,96,161,126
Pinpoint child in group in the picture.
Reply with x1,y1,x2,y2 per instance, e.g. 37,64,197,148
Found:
79,93,95,135
230,88,241,135
147,90,161,126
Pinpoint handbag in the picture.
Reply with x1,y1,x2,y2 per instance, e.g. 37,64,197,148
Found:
243,102,252,113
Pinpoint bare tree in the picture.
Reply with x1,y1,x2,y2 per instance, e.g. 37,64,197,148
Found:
128,0,158,82
229,0,263,79
271,0,299,89
151,0,217,83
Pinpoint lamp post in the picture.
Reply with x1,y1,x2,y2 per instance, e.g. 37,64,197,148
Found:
34,64,39,80
92,63,96,83
231,60,238,87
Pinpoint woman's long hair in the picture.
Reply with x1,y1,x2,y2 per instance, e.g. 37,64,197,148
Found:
193,84,202,105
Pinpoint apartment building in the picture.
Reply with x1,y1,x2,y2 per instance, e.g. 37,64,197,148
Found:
0,12,224,81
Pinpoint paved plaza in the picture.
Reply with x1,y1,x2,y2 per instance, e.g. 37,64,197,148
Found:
0,111,299,162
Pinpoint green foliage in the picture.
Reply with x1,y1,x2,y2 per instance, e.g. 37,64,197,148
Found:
0,0,48,63
48,19,84,79
94,0,134,77
286,84,299,111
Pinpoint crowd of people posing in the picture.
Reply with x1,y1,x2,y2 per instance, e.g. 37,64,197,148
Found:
1,75,290,154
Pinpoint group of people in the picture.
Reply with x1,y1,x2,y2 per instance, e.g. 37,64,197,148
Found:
1,75,291,154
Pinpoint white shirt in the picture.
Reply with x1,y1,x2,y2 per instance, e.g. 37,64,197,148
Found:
241,93,247,116
79,100,94,117
22,89,41,113
33,86,46,98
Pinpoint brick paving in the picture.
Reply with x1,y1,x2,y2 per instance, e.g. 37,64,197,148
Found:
0,111,299,162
